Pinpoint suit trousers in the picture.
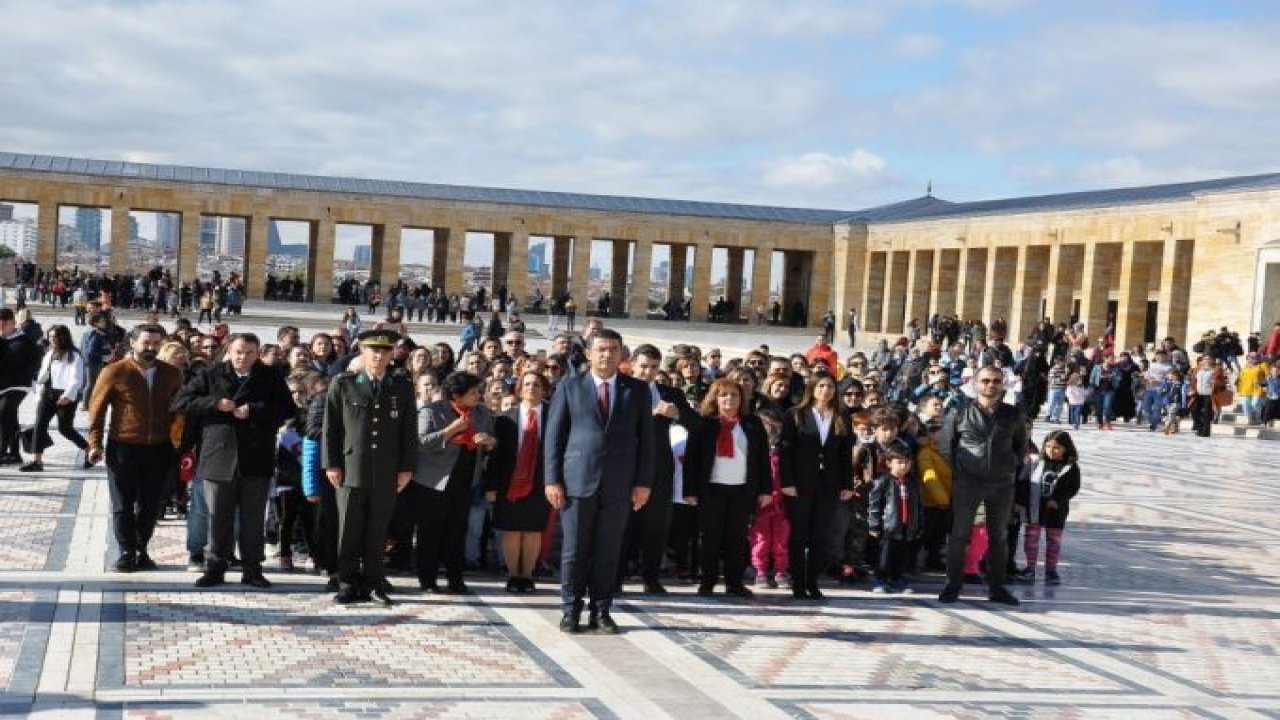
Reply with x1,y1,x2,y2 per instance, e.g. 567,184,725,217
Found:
946,477,1014,590
560,491,631,613
335,483,398,590
783,487,839,591
626,474,674,584
699,483,754,590
203,474,270,573
407,479,472,586
106,442,173,555
0,391,24,456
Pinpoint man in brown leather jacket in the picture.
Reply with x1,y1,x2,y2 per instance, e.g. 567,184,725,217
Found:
87,324,184,573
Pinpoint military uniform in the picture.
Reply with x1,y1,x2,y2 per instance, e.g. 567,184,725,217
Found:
322,345,418,595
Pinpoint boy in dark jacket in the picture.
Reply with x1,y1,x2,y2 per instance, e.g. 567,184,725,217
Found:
868,440,922,594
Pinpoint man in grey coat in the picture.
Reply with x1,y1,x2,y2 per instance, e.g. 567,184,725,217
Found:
937,365,1026,606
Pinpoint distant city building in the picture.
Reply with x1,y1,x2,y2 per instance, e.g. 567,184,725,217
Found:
127,215,140,245
528,243,546,274
352,244,372,266
0,203,13,221
156,213,180,251
0,218,37,257
57,224,81,253
655,260,669,284
213,217,245,256
75,207,102,250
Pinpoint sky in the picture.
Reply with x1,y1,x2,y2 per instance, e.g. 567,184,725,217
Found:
4,0,1280,266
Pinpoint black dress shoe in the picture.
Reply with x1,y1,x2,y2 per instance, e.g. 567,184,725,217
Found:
585,611,600,632
792,588,808,600
333,587,363,604
594,612,620,634
241,572,272,589
419,581,442,593
324,576,340,592
194,571,225,588
445,580,469,594
374,578,395,595
113,553,137,573
519,578,536,593
559,612,582,633
938,583,962,603
135,552,157,571
642,581,669,595
372,588,395,606
806,586,825,600
696,583,715,596
988,586,1021,606
726,585,754,598
505,578,519,593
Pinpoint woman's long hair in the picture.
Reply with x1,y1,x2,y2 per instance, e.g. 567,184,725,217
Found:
47,324,77,361
793,375,847,436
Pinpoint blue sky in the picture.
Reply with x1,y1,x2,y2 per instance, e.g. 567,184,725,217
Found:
4,0,1280,264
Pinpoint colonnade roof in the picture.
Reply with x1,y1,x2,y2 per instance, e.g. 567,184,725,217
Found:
4,151,1280,228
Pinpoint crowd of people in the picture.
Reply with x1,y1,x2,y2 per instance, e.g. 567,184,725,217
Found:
2,280,1278,631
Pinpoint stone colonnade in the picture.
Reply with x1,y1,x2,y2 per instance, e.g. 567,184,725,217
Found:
0,174,833,325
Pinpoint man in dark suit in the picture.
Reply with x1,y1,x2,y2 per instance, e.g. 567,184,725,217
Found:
545,328,654,634
173,333,294,589
625,344,700,594
323,330,419,605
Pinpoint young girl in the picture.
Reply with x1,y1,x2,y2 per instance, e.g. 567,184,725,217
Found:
1016,430,1081,584
749,411,789,588
1162,369,1185,435
1064,373,1091,430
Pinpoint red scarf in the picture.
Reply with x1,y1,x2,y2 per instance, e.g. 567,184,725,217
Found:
449,402,478,450
895,475,911,528
507,407,539,502
716,415,739,458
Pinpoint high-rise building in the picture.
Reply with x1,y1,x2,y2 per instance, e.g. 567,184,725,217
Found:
352,244,372,266
0,218,37,257
75,207,102,250
0,203,14,221
212,217,245,256
528,243,546,275
127,215,140,245
156,213,180,252
200,217,217,250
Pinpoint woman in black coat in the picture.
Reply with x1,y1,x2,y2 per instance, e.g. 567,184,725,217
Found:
485,370,552,593
779,375,853,600
683,378,772,598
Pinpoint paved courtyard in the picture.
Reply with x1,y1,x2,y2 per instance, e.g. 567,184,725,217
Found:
0,305,1277,719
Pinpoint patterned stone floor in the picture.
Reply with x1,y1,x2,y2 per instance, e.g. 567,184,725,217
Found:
0,309,1277,719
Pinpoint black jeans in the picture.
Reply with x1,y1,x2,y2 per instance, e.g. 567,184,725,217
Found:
403,480,471,586
33,386,88,454
698,483,754,590
0,391,24,457
204,474,271,573
106,442,174,555
946,478,1015,590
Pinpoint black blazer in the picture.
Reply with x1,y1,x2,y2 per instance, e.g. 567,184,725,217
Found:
650,383,702,492
171,360,295,481
779,406,852,496
486,403,548,496
682,414,770,501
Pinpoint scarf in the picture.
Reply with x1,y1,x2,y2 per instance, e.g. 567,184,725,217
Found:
716,415,738,458
895,475,912,529
507,407,539,502
449,402,477,450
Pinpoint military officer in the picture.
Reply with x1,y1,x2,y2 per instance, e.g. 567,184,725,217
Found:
323,329,419,605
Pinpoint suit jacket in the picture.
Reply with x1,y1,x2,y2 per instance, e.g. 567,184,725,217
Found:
485,403,548,496
544,371,654,503
645,382,701,495
172,360,295,482
682,414,770,500
779,406,853,496
415,399,495,491
322,371,418,491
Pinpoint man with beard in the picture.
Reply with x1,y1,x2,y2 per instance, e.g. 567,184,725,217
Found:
88,324,184,572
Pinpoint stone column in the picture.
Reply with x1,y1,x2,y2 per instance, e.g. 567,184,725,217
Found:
628,238,652,319
109,204,130,274
668,244,688,305
307,218,335,303
1079,242,1115,340
178,209,202,284
1011,245,1050,341
377,222,402,289
569,233,593,309
551,235,571,300
492,231,512,299
904,249,934,328
862,251,887,332
506,228,530,307
690,242,713,322
243,213,271,300
725,247,745,321
1156,239,1194,345
931,248,960,317
883,250,910,333
431,229,449,291
980,246,1002,324
749,245,772,321
1045,242,1081,326
957,247,987,321
1115,241,1157,350
808,250,831,327
446,226,468,294
36,198,58,270
609,240,630,316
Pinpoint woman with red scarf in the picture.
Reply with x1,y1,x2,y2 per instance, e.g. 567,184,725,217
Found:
486,371,552,593
413,371,496,594
683,378,772,598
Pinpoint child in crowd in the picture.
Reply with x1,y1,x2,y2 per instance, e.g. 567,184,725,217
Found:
272,377,307,571
1016,430,1081,584
868,441,923,593
1162,369,1185,435
843,408,900,583
915,419,952,571
1065,372,1091,430
749,412,789,588
963,502,989,583
1265,364,1280,428
300,372,337,588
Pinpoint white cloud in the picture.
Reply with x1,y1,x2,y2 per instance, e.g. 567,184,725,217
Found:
763,149,888,188
893,33,944,59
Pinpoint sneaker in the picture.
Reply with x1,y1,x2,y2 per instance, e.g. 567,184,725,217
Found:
18,460,43,472
752,573,770,589
765,573,779,589
187,555,205,572
1045,569,1061,585
1012,568,1035,583
892,579,911,594
871,581,888,594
